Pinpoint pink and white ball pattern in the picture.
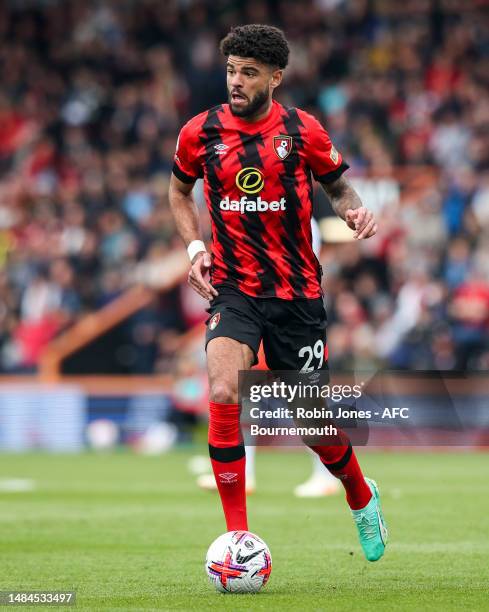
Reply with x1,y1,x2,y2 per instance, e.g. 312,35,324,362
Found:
205,530,272,593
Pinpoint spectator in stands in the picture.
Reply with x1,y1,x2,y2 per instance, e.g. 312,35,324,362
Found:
0,0,487,373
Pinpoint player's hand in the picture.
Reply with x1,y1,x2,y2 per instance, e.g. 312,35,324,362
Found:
345,207,378,239
188,252,218,300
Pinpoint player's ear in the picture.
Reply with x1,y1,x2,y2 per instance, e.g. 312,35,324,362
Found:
270,68,283,90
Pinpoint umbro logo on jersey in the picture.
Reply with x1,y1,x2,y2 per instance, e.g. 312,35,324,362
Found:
214,143,229,155
219,472,238,483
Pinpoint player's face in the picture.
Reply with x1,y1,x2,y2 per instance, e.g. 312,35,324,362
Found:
226,56,282,119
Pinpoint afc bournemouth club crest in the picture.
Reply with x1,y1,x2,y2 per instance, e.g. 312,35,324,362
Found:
209,312,220,330
273,135,293,160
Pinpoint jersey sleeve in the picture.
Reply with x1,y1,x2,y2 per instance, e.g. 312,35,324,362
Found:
172,120,203,184
300,111,349,183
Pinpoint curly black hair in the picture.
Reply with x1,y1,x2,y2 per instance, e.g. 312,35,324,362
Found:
220,24,289,69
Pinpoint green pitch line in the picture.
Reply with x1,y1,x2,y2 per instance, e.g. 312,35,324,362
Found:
0,450,488,611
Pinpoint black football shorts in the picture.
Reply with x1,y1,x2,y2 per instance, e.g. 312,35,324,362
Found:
205,285,328,371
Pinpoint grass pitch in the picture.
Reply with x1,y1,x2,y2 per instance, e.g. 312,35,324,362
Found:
1,448,488,611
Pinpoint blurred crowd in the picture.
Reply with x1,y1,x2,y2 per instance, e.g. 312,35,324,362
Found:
0,0,488,373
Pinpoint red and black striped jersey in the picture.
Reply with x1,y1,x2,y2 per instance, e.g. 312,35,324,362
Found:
173,100,348,299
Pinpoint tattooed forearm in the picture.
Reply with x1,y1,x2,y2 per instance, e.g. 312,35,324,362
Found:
320,176,363,221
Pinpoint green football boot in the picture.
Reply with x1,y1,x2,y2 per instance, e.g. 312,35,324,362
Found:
351,478,388,562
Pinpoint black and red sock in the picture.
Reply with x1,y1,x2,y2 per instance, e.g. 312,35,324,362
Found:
208,401,248,531
310,443,372,510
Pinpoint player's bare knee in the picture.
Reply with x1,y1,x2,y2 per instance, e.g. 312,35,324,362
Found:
210,381,238,404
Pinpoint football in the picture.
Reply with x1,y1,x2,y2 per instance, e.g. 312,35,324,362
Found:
205,530,272,594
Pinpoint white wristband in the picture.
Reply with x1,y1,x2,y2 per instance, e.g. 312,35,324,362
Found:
187,240,207,262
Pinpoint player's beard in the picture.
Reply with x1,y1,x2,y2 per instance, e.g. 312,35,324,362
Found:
229,88,270,119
